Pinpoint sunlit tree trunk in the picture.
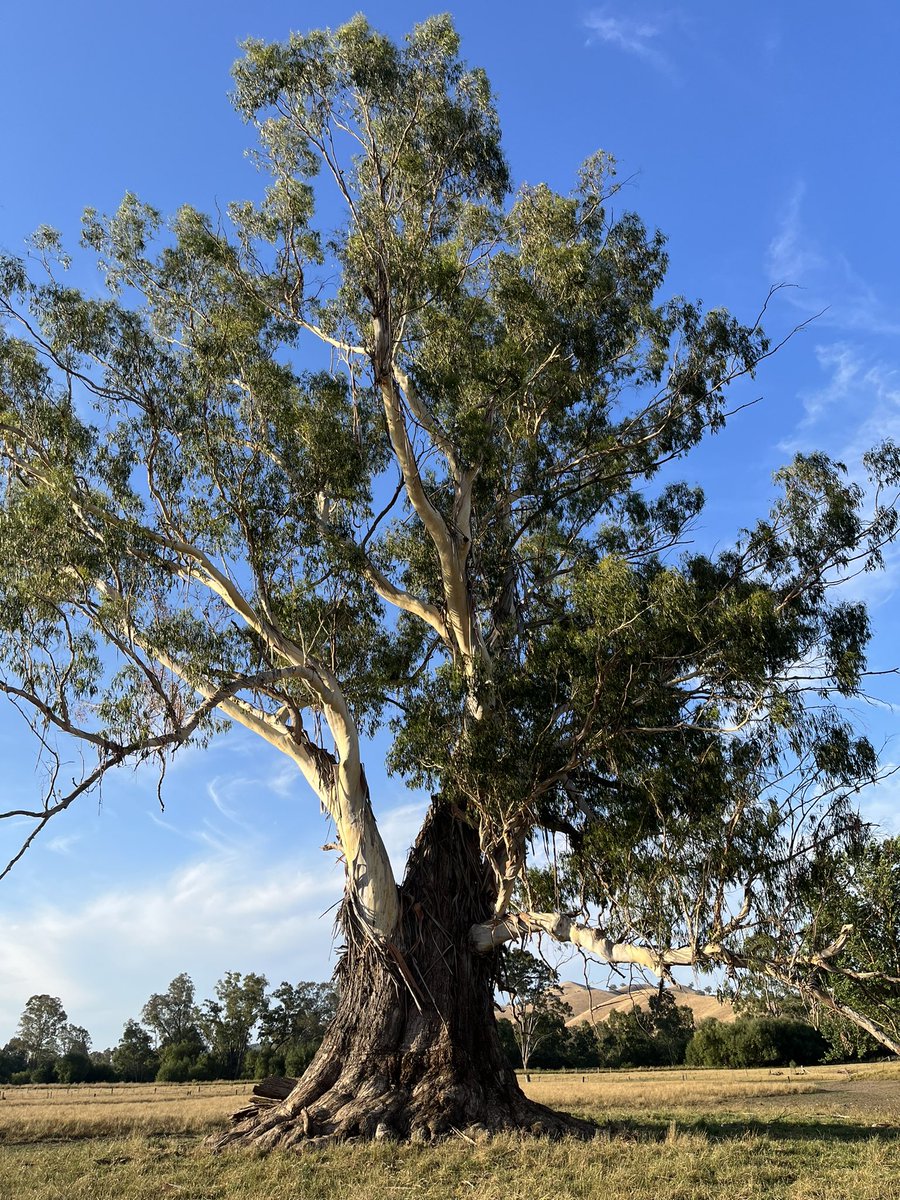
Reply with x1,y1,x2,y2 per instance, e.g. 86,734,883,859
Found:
212,804,593,1148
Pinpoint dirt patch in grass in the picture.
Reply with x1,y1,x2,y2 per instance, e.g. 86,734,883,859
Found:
735,1075,900,1125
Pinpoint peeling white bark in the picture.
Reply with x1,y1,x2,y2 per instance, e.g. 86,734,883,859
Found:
469,911,718,969
204,664,401,945
376,345,491,685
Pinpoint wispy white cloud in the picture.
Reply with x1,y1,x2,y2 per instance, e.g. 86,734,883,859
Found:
857,767,900,837
45,833,81,855
379,799,430,875
0,844,342,1049
767,182,900,337
784,341,900,465
775,340,900,612
583,10,675,77
795,342,867,430
765,173,900,619
767,182,824,282
0,790,431,1049
266,759,301,800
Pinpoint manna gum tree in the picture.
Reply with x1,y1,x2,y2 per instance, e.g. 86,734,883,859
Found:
1,16,899,1146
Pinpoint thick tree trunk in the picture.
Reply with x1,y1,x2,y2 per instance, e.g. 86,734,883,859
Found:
211,803,595,1149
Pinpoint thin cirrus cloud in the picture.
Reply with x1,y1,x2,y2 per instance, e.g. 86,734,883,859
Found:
768,180,900,512
858,769,900,838
767,181,900,339
582,10,676,77
0,848,342,1049
777,337,900,610
0,723,430,1049
768,183,900,475
763,180,900,618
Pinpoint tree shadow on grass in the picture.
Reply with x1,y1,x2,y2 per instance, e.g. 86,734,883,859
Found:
591,1115,900,1145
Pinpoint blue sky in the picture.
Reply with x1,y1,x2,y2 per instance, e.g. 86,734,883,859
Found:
1,2,899,1048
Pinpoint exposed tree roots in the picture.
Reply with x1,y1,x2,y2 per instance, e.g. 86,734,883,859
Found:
210,1059,595,1151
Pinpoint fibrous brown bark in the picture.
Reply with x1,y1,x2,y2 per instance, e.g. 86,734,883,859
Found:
211,803,596,1149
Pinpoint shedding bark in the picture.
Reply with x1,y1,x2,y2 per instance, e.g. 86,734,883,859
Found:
210,805,595,1150
1,15,898,1154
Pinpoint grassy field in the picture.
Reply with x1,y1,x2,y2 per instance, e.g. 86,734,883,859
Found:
0,1063,898,1199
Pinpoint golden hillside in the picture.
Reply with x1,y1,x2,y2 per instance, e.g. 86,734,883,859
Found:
558,981,734,1027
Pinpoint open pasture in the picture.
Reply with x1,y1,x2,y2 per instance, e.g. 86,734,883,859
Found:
0,1063,898,1199
0,1080,249,1143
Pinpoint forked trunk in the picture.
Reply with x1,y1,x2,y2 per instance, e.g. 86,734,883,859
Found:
211,803,595,1149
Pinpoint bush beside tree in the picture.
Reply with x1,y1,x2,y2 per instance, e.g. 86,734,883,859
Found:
685,1017,828,1068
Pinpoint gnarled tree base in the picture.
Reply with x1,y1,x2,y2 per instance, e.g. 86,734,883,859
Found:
210,804,596,1150
211,1059,594,1151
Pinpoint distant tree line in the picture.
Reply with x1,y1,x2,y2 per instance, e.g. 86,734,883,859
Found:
497,1001,832,1073
0,972,336,1085
494,947,885,1072
2,959,889,1085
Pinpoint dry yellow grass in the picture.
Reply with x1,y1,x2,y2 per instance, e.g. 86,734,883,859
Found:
0,1062,897,1143
2,1121,899,1200
521,1066,818,1115
0,1080,249,1142
0,1064,898,1200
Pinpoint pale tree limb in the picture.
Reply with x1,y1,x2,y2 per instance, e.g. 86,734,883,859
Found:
0,665,314,880
5,371,393,943
1,429,310,671
315,504,449,643
371,322,489,678
471,911,900,1057
393,363,461,482
82,578,402,944
151,645,402,946
470,910,726,969
790,980,900,1057
212,409,450,643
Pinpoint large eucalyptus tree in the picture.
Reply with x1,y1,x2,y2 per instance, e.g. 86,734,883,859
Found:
1,17,898,1146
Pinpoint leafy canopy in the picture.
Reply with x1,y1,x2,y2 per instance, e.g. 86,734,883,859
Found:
0,15,897,999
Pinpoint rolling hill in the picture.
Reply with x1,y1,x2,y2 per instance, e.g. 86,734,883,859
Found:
559,981,734,1026
500,981,734,1026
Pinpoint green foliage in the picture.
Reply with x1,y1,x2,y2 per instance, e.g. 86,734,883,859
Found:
15,995,68,1065
155,1049,197,1084
495,1016,529,1069
55,1050,94,1084
199,971,269,1080
495,1014,576,1071
0,1039,29,1083
593,992,695,1068
257,980,336,1052
0,13,897,1048
141,974,203,1051
497,950,573,1070
797,834,900,1059
1,971,338,1084
685,1017,827,1068
29,1059,58,1084
250,979,337,1078
112,1020,159,1083
59,1024,91,1056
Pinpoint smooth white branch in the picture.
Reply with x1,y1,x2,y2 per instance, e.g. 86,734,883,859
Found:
471,911,900,1057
